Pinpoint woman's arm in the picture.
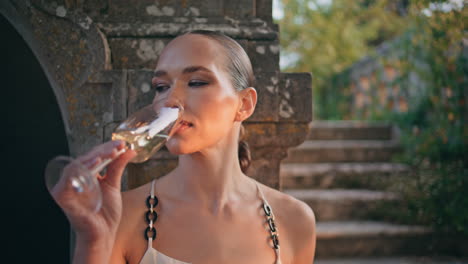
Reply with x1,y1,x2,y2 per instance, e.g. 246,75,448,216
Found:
280,196,316,264
50,141,135,264
291,201,316,263
73,235,117,264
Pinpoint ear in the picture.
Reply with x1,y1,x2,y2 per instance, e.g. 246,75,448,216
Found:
235,87,257,122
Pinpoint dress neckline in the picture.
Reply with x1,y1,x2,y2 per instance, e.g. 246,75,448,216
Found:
139,178,282,264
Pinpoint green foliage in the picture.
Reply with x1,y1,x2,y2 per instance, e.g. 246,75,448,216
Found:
277,0,468,235
276,0,409,118
388,2,468,235
390,163,468,236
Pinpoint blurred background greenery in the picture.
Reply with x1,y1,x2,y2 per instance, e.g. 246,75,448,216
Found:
275,0,467,236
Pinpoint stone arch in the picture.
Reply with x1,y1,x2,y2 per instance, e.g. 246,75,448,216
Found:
1,1,71,137
1,3,71,263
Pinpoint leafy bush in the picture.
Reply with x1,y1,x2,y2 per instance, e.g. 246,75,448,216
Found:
277,0,468,235
386,1,467,236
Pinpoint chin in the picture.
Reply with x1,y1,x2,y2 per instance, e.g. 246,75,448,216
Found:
165,138,196,155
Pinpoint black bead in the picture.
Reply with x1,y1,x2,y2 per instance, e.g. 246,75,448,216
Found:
145,226,157,240
268,218,277,232
145,210,158,224
263,203,272,217
271,234,280,249
146,195,159,208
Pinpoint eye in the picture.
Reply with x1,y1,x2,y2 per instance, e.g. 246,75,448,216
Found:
153,83,170,93
188,80,208,87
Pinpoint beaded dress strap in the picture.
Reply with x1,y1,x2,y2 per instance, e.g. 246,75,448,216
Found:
254,181,281,264
145,180,159,248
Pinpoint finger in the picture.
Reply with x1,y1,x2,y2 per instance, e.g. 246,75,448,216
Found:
77,141,125,167
103,149,137,189
82,140,124,161
82,157,101,168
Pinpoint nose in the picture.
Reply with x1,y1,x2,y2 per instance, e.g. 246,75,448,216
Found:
153,80,184,110
165,80,185,109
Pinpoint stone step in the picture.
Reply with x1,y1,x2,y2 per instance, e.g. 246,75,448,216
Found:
280,162,409,190
308,121,394,141
315,257,468,264
315,221,432,258
284,189,400,221
283,140,401,163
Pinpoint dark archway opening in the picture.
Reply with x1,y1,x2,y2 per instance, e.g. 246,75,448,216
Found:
1,15,70,263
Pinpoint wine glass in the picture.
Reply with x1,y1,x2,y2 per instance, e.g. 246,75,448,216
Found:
45,102,183,213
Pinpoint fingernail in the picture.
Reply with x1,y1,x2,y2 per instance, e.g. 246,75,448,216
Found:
116,148,126,155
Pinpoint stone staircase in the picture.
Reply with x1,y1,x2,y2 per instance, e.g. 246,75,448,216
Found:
281,121,436,262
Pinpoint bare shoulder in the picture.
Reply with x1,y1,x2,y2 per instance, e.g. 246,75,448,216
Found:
114,183,152,257
257,182,316,230
120,182,152,229
122,182,150,211
257,182,316,263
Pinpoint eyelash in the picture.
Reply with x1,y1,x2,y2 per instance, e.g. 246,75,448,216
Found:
151,83,168,93
188,80,209,87
152,80,208,92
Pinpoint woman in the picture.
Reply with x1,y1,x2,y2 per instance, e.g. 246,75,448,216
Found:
61,30,316,264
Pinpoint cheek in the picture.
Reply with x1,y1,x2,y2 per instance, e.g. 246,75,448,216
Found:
198,93,238,128
188,86,238,122
166,93,238,154
198,96,238,148
166,87,238,155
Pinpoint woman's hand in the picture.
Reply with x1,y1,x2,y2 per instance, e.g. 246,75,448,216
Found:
50,140,136,247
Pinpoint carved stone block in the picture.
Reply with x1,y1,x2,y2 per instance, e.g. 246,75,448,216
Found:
249,71,280,122
248,40,280,73
103,0,222,20
127,70,157,114
109,38,171,69
279,72,313,122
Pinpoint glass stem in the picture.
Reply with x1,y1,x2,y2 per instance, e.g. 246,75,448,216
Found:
90,148,127,175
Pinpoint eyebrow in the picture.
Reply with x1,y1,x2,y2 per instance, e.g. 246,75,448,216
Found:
153,66,213,78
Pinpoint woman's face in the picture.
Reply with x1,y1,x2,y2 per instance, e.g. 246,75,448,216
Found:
151,34,241,155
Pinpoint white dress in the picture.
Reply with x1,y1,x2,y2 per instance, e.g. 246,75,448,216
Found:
138,180,282,264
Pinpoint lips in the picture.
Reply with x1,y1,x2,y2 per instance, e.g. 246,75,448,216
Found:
179,120,193,127
174,120,193,134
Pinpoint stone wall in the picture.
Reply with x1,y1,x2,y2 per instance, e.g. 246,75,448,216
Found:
1,0,312,190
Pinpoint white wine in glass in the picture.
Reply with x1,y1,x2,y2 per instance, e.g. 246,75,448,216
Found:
112,105,181,163
45,103,183,213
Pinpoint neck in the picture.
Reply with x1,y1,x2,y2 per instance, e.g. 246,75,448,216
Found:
168,131,255,215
